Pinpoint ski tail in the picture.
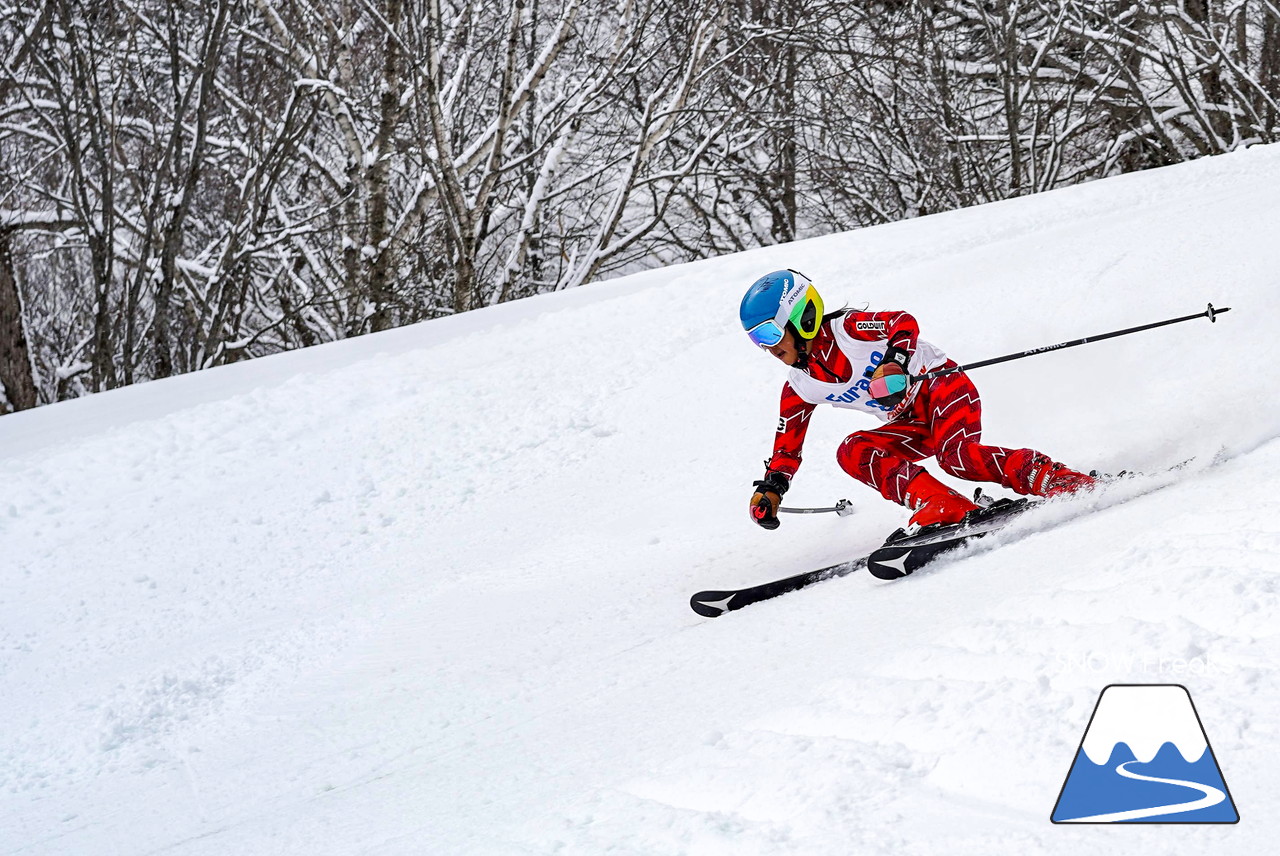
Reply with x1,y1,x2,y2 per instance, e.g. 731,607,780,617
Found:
867,497,1038,579
868,539,967,580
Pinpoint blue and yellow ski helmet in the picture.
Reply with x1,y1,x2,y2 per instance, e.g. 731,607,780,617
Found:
739,270,825,348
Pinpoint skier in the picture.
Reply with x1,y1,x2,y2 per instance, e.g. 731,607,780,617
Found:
741,269,1097,531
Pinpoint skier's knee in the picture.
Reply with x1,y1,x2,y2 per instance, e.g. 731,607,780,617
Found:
935,448,968,479
836,433,870,479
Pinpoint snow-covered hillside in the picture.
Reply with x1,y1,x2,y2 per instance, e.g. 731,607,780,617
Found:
4,146,1280,855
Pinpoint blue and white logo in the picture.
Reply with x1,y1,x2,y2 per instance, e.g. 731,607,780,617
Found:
1051,684,1239,823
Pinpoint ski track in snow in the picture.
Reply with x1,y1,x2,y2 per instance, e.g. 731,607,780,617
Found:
3,145,1280,854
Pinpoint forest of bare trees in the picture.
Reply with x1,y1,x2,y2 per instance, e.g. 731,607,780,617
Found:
3,0,1278,411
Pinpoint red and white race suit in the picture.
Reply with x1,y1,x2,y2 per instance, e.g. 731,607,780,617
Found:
766,311,1053,504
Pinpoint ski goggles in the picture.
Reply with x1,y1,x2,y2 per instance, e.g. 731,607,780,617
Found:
745,285,822,347
746,318,787,348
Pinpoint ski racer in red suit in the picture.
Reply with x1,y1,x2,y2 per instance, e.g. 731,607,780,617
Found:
741,269,1096,531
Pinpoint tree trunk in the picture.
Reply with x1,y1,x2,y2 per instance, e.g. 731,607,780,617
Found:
367,0,406,333
1185,0,1232,147
1261,3,1280,132
0,234,38,412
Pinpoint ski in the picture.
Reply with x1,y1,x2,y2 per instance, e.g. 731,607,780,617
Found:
689,498,1037,618
689,555,870,617
691,457,1205,618
866,497,1037,580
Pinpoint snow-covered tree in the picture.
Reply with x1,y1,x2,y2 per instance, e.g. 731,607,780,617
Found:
2,0,1278,410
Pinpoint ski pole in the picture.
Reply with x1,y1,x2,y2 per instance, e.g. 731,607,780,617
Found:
778,499,855,517
913,303,1229,382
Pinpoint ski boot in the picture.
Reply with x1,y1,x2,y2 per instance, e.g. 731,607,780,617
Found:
1004,449,1097,497
903,471,980,528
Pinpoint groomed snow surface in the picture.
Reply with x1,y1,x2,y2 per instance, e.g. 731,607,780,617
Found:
4,145,1280,855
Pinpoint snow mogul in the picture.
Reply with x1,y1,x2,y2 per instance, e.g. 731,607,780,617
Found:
741,269,1096,531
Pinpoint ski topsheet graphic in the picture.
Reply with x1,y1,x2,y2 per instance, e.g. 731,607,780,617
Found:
1051,684,1239,823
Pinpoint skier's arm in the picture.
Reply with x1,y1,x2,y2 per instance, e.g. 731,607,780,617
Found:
750,383,814,529
843,310,919,354
846,311,919,406
767,382,815,478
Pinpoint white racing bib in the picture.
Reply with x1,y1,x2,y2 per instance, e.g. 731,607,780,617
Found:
787,320,948,422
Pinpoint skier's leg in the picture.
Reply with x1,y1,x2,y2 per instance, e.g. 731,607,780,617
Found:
837,422,980,526
920,369,1018,484
924,369,1094,496
835,423,932,505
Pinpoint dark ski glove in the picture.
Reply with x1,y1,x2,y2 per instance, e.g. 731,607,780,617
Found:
750,471,790,530
867,345,913,407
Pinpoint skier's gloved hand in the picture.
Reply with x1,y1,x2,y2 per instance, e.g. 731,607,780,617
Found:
750,471,790,530
868,345,913,407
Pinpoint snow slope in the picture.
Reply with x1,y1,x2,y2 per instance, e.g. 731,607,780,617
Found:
4,145,1280,855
